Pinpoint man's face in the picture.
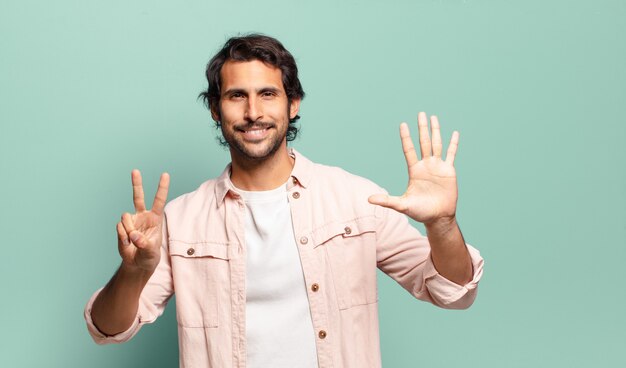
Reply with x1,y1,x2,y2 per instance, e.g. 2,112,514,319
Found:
212,59,300,162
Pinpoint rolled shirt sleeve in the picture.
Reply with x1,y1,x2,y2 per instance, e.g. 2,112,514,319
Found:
84,217,174,344
418,244,484,309
83,288,162,344
375,202,484,310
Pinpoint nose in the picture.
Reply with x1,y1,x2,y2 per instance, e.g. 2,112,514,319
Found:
244,97,263,122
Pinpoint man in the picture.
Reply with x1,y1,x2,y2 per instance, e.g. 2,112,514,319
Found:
85,34,484,368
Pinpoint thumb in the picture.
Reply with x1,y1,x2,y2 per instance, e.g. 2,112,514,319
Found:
368,194,407,213
129,231,148,249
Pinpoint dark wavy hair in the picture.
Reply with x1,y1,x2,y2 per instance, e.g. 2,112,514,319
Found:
199,34,305,143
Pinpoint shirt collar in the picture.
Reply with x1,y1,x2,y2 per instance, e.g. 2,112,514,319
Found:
214,147,313,206
288,148,313,189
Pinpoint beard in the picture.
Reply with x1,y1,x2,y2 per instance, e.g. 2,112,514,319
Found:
221,120,288,162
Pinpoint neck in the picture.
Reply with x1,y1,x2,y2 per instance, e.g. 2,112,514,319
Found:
229,146,294,191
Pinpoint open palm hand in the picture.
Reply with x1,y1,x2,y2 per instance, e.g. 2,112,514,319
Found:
369,112,459,225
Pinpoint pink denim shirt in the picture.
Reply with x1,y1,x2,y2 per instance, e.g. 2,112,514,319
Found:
85,149,484,368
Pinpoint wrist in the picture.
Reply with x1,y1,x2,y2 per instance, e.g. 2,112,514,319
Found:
119,262,155,283
424,216,458,236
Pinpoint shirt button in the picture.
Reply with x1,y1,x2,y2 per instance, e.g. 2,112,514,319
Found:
292,192,300,199
292,177,298,184
186,248,195,256
344,226,352,235
300,236,308,245
318,330,327,339
311,283,319,292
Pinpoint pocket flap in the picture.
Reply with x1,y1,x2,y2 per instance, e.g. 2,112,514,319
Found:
169,240,230,260
311,216,377,247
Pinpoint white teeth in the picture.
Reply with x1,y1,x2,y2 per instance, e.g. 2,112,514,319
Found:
245,128,266,135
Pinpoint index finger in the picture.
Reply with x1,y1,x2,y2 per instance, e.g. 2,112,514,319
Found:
445,131,460,165
400,122,419,168
131,169,146,212
151,172,170,215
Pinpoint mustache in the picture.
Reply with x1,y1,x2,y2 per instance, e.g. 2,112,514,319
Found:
234,122,275,131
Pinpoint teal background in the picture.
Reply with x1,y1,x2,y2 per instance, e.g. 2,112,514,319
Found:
1,0,624,367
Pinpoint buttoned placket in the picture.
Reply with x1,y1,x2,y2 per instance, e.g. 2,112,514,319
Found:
225,190,248,368
287,177,334,368
227,174,335,367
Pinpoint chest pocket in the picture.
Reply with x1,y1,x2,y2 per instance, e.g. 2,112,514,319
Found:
169,241,230,328
312,216,378,310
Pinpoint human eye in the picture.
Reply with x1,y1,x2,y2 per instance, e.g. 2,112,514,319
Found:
226,90,246,100
261,90,277,99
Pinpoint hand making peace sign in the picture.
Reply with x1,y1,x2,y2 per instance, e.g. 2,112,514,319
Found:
368,112,459,225
117,170,170,273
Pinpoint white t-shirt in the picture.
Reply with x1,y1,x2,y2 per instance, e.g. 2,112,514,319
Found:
238,183,318,368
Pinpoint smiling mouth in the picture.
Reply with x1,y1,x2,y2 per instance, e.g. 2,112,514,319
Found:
236,125,273,140
241,127,269,135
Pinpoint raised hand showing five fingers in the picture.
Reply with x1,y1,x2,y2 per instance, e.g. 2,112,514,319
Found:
368,112,459,224
117,170,170,272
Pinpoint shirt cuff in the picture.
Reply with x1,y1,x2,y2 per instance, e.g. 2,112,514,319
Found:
83,288,143,345
419,244,484,309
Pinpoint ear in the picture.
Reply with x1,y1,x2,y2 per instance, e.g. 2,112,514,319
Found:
289,98,301,120
210,102,221,123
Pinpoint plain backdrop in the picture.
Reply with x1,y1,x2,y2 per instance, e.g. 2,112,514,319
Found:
1,0,624,367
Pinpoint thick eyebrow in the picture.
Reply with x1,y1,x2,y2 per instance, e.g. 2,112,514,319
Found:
222,86,282,97
258,87,281,95
222,88,247,97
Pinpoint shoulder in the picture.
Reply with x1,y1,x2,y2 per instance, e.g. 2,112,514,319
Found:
304,159,388,221
303,158,391,233
293,148,384,193
164,177,218,215
309,160,384,194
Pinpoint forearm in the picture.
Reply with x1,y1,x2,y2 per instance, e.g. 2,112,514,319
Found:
91,263,154,336
425,217,473,285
